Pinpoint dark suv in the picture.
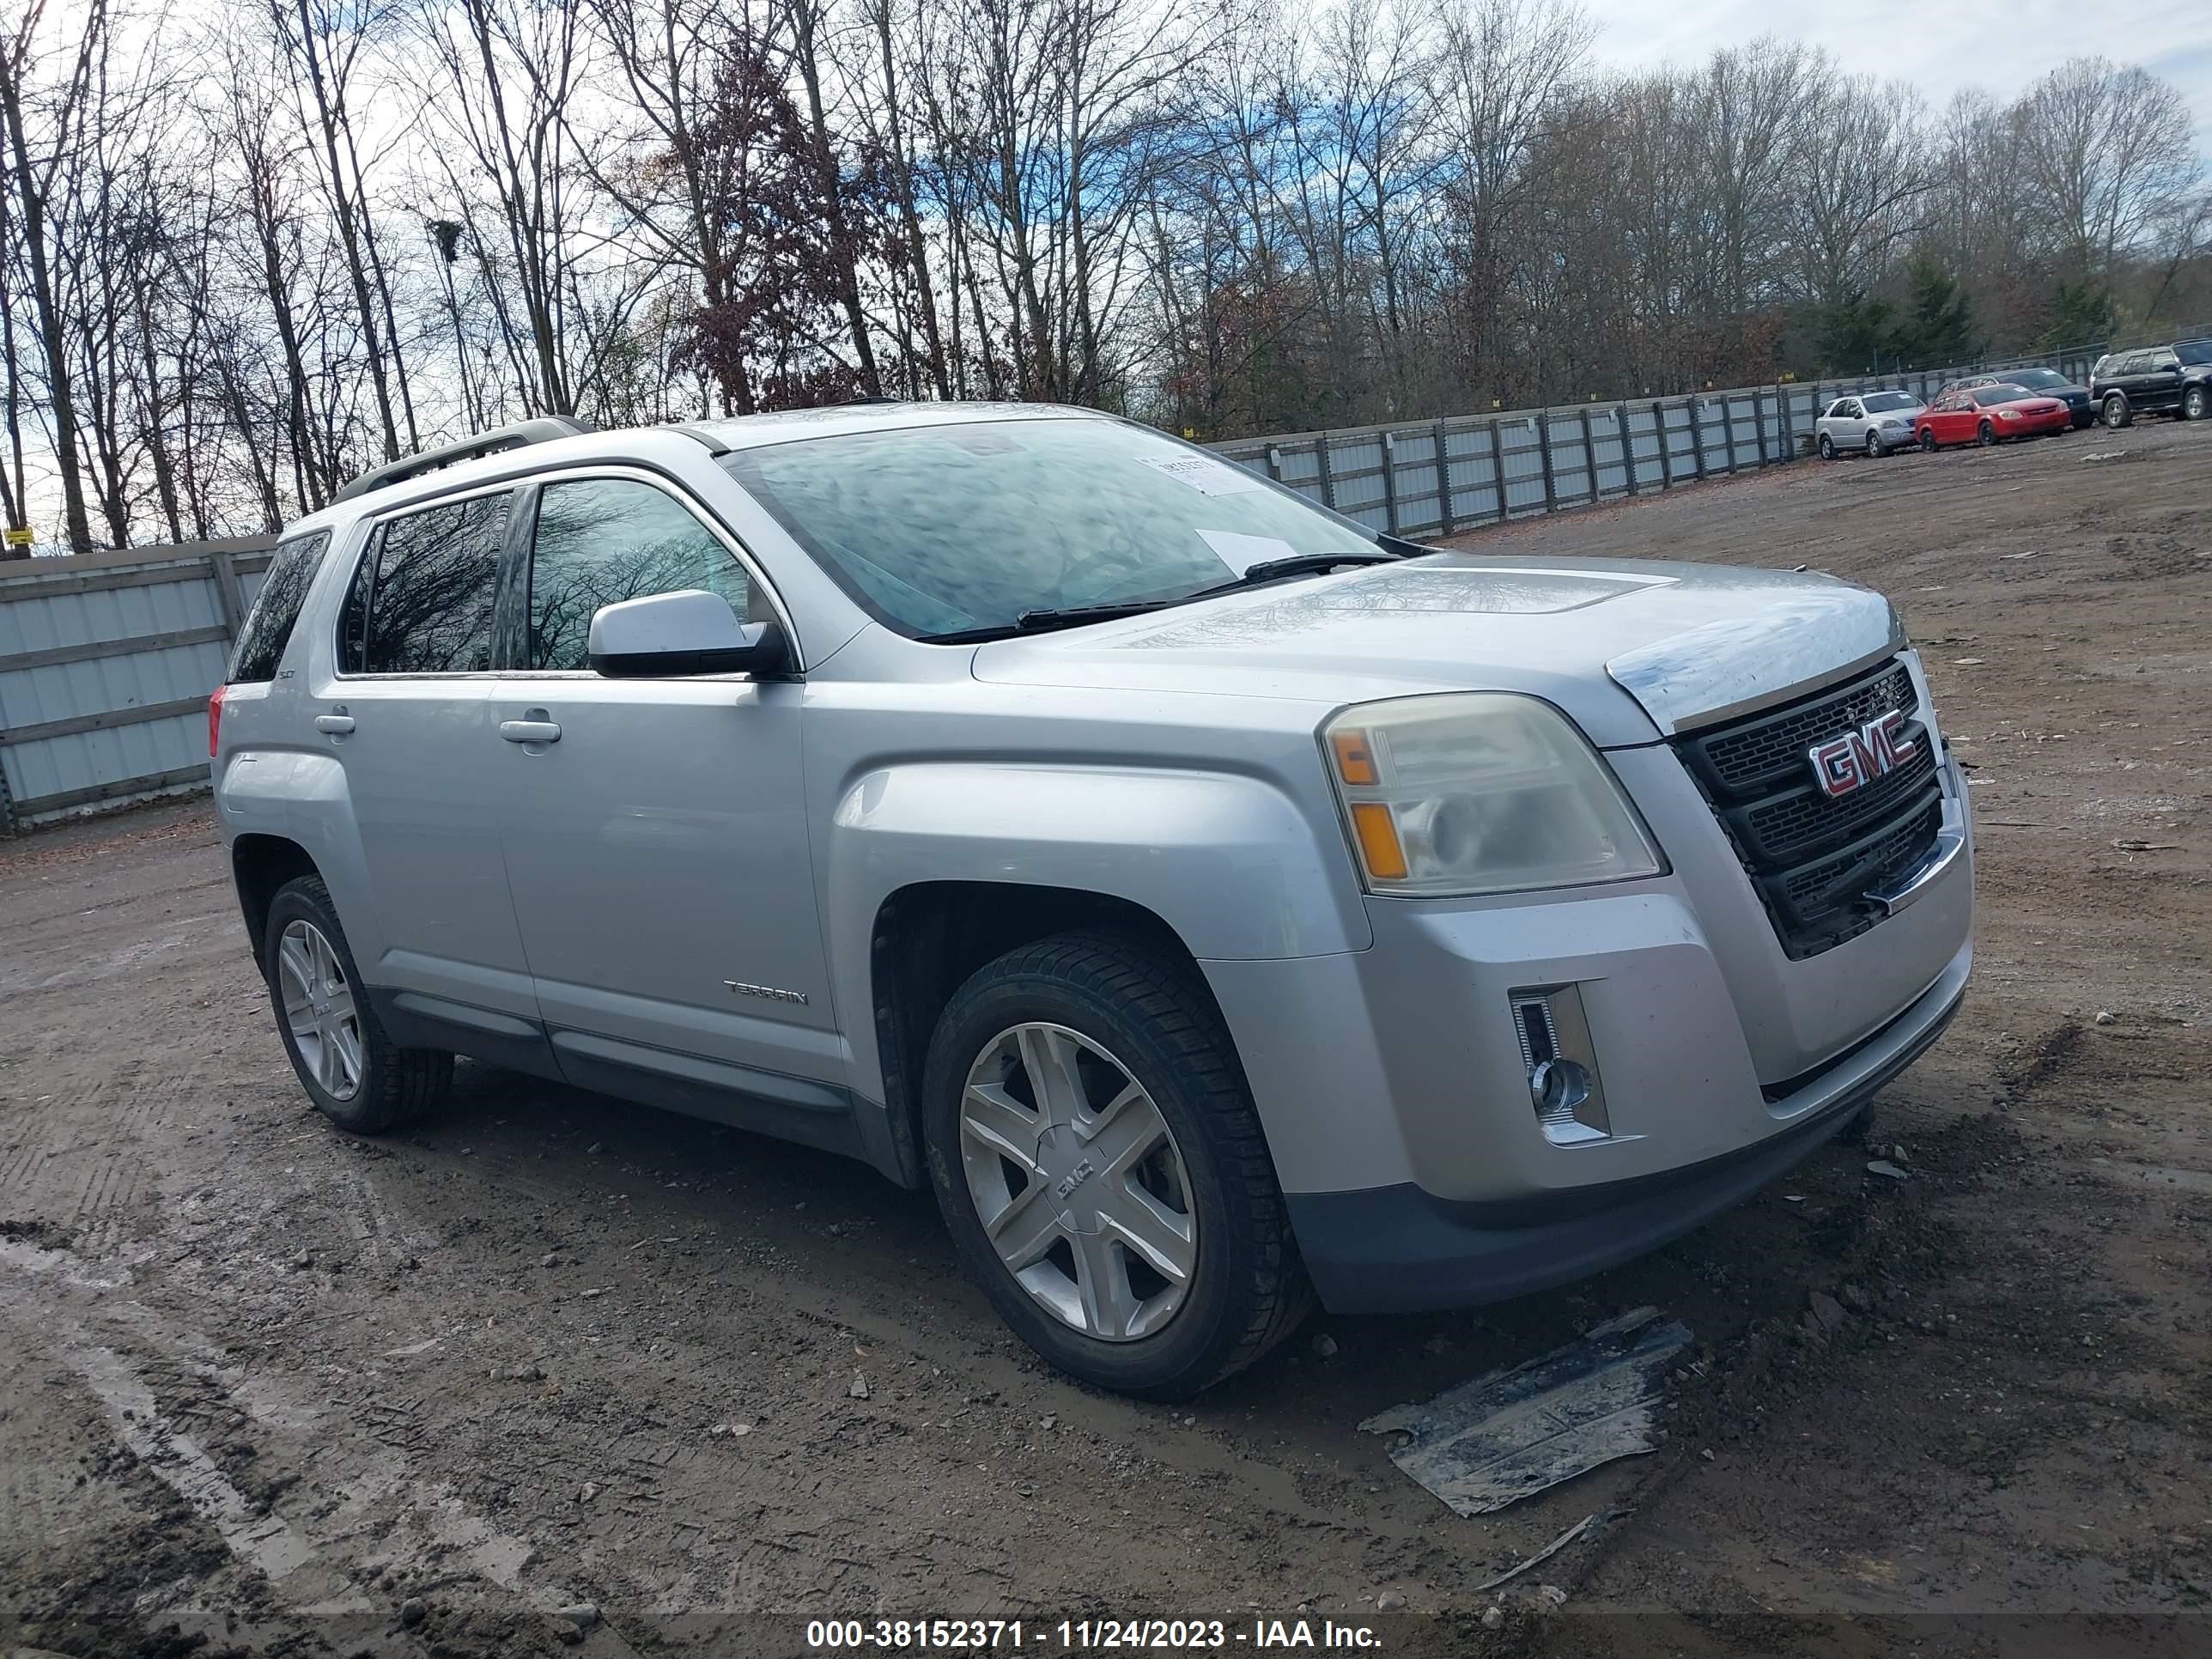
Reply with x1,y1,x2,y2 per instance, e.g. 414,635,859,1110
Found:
1942,368,2094,428
2089,341,2212,427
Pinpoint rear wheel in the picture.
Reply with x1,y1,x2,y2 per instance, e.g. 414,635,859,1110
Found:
2185,385,2209,422
921,933,1310,1398
263,875,451,1134
1817,433,1835,460
2103,392,2131,428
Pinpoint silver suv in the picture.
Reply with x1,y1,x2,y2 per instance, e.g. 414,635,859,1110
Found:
214,404,1974,1397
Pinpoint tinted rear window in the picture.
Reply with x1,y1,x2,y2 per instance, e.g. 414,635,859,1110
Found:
228,531,331,683
340,493,511,674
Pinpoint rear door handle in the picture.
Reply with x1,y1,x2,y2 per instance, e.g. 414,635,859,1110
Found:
499,719,562,744
314,712,355,735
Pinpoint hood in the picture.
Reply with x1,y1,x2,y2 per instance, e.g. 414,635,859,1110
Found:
969,554,1904,748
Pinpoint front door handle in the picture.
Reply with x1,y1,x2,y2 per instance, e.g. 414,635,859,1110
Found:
499,718,562,744
314,711,355,735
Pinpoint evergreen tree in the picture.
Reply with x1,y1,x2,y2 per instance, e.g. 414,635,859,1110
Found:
1817,292,1894,373
1889,256,1978,368
2045,281,2116,349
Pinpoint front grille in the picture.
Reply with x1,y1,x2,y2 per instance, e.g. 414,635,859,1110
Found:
1674,658,1943,959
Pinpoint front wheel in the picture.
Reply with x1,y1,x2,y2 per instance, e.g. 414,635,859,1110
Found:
1817,433,1835,460
921,933,1310,1398
263,875,451,1134
2103,392,2131,428
1917,428,1938,453
2185,385,2209,422
1977,421,1996,447
1865,430,1886,459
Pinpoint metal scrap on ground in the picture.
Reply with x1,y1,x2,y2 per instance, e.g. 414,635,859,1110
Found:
1358,1307,1692,1516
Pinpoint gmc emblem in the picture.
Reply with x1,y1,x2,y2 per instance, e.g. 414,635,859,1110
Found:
1808,709,1917,799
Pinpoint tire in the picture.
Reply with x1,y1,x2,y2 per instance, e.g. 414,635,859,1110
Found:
1865,430,1885,459
1817,433,1835,460
1977,421,1996,447
2185,385,2209,422
1917,428,1937,453
920,932,1311,1399
2102,392,2131,428
262,874,452,1134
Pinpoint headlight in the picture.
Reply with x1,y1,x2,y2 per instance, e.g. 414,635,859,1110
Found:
1882,417,1911,429
1322,693,1663,896
1996,409,2021,420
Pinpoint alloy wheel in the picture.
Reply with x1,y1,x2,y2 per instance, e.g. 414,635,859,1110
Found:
1865,431,1883,458
957,1022,1196,1342
2188,387,2208,421
277,918,363,1101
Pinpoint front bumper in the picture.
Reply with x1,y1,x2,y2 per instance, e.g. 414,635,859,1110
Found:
1200,705,1973,1314
1280,961,1964,1312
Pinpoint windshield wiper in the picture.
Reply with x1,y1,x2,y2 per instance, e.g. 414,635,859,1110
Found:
916,549,1408,644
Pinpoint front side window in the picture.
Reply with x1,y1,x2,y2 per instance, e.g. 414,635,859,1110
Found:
229,529,330,683
722,418,1378,638
340,492,509,674
2149,349,2180,369
525,477,755,671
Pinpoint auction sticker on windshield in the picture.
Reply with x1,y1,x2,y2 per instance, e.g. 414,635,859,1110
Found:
1196,528,1299,571
1138,453,1267,495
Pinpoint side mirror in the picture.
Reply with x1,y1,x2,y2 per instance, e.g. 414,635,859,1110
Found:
587,590,793,679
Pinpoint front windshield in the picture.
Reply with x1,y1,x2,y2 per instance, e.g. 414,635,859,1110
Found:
2177,341,2212,366
723,418,1379,637
1863,392,1917,413
1974,386,2033,406
2009,369,2065,388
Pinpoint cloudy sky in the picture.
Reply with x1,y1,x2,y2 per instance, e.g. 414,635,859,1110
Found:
1582,0,2212,154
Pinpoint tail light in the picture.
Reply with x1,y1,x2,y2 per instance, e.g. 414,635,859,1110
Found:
208,683,227,757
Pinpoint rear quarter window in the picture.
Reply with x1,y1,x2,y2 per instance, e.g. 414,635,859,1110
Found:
228,530,331,683
340,493,511,675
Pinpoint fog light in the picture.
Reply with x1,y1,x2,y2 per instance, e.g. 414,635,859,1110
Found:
1532,1057,1590,1116
1510,985,1611,1145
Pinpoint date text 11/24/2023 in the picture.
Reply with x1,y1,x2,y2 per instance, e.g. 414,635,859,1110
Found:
804,1620,1388,1650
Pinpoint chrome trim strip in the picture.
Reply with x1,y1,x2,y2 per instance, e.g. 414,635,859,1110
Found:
1606,587,1907,737
1869,786,1968,916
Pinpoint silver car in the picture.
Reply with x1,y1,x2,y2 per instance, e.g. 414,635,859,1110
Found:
213,404,1973,1397
1816,391,1926,459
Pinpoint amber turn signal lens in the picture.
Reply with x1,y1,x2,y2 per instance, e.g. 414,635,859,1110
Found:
1330,728,1378,785
1349,802,1408,880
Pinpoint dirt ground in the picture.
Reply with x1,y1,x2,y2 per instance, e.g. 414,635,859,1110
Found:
3,418,2209,1659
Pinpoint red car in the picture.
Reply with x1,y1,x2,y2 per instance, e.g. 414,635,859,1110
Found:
1915,384,2072,449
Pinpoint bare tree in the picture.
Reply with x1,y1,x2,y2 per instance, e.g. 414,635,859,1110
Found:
2016,58,2203,280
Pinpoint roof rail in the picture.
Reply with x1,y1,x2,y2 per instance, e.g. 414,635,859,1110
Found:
331,416,596,504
